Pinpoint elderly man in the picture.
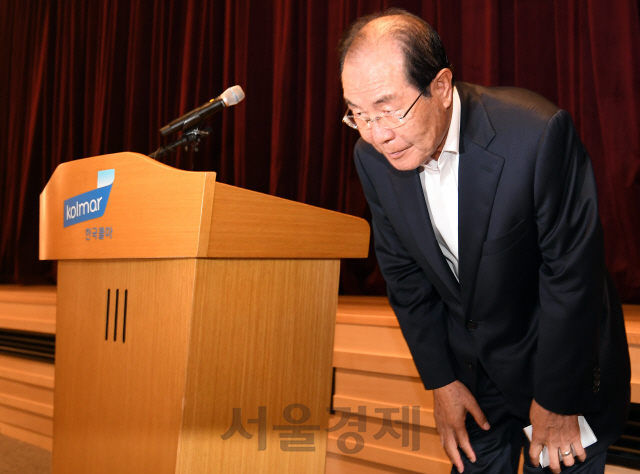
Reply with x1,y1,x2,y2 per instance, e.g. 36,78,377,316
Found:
339,9,630,474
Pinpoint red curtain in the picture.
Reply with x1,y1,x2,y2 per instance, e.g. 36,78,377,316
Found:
1,0,639,301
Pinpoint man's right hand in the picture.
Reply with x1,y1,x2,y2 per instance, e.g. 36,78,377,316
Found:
433,380,490,473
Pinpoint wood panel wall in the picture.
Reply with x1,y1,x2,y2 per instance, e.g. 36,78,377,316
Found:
0,286,638,473
0,286,55,450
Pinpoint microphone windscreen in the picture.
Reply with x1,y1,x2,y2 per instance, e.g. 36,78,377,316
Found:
220,85,245,106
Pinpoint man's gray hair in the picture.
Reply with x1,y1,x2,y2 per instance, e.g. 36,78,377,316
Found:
338,8,453,96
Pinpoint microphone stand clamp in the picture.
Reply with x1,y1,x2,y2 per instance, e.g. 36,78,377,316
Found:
149,126,211,160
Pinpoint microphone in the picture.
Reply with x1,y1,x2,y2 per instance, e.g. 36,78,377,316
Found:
160,85,245,136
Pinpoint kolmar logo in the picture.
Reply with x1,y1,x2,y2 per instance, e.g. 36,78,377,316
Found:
64,169,114,228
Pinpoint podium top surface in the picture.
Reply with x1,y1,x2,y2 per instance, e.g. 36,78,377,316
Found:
40,152,369,260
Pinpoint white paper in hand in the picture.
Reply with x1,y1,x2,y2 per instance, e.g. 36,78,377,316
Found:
523,416,597,468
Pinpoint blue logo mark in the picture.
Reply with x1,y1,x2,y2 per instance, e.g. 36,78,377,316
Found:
64,169,114,228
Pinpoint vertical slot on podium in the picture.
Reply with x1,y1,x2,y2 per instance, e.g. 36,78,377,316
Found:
122,290,128,343
113,289,119,342
105,289,111,341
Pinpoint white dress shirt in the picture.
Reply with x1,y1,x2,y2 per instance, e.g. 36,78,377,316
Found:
419,86,461,280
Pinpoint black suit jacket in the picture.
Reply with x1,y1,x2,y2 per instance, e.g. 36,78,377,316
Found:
354,82,630,452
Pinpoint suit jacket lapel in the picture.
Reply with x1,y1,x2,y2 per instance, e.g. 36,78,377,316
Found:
387,167,461,304
457,84,504,318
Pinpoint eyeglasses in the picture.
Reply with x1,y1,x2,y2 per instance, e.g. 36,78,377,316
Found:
342,87,427,130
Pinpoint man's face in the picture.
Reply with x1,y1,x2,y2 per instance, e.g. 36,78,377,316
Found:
342,39,453,171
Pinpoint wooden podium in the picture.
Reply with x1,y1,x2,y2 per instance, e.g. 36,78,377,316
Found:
39,152,369,474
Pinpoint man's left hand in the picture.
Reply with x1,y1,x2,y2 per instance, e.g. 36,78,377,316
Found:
528,399,586,474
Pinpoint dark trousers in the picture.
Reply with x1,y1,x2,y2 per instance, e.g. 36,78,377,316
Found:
452,367,607,474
